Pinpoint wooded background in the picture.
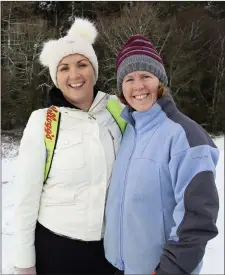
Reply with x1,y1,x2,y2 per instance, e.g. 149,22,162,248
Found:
1,1,225,135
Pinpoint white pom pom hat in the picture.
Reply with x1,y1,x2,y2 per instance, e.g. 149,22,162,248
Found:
39,17,98,87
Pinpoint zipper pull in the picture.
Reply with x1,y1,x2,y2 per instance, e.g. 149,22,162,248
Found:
108,129,116,159
108,129,114,140
88,113,96,120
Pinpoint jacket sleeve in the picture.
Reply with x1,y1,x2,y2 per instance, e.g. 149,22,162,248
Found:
156,143,219,275
13,110,46,268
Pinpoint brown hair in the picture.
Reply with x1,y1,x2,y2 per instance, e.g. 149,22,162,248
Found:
118,81,168,106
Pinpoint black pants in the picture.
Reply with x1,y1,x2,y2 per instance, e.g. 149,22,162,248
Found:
35,222,116,274
114,271,124,275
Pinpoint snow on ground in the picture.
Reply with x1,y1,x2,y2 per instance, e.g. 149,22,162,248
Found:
1,137,224,274
200,136,224,275
2,136,19,275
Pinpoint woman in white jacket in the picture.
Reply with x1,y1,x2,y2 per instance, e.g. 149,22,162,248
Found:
13,18,122,274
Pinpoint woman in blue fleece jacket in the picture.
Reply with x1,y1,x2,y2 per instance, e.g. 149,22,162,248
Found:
104,35,219,275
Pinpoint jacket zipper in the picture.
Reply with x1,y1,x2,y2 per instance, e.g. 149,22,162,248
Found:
88,113,96,120
88,93,109,120
108,129,116,160
89,93,108,114
119,126,137,269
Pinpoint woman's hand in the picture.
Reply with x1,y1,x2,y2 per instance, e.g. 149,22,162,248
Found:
15,266,36,274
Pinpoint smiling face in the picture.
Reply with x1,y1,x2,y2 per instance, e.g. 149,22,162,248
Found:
122,71,160,112
56,54,95,111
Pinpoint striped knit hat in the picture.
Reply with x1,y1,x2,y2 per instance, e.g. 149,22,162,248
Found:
116,35,168,95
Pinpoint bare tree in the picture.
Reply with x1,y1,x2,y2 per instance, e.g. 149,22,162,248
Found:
96,2,168,93
1,12,54,129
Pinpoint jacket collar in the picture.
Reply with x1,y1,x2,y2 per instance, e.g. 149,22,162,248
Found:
47,86,109,114
121,90,178,133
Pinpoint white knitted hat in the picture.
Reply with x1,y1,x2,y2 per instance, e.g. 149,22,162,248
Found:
39,18,98,87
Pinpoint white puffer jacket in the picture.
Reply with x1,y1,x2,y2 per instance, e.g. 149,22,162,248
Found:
13,91,122,268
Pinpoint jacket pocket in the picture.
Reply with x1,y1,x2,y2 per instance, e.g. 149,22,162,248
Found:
41,191,76,206
129,158,166,245
52,130,84,170
42,180,90,206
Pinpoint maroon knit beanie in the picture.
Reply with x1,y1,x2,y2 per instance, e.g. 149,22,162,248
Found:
116,35,168,95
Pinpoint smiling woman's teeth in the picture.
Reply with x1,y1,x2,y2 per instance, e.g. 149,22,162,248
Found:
135,94,148,100
70,83,83,88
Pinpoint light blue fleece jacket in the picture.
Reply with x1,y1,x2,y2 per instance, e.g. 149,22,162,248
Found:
104,93,219,275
